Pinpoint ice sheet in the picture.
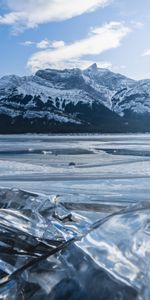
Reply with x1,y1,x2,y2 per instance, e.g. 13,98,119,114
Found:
0,134,150,299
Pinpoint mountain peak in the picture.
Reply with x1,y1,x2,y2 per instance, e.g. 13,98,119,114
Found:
86,63,98,71
85,63,110,74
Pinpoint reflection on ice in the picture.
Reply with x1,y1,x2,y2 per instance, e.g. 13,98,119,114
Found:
0,188,149,299
77,202,150,299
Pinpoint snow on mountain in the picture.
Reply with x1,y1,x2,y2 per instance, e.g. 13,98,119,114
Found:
1,64,150,133
112,79,150,116
83,63,134,94
0,64,134,110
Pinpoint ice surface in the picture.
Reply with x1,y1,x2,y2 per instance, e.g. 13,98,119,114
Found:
0,134,150,299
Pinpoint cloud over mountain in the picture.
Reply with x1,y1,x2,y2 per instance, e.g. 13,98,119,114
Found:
27,22,130,71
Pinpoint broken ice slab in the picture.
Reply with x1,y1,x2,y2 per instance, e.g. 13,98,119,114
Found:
77,201,150,300
0,188,149,300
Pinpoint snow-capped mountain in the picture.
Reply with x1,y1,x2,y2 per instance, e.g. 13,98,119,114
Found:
0,64,150,133
112,79,150,115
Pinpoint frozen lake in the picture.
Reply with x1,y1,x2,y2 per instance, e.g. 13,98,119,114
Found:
1,134,150,201
0,134,150,299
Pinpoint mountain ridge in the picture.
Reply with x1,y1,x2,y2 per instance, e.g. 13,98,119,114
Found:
0,64,150,133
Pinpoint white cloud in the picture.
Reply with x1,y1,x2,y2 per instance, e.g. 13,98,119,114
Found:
52,40,65,49
21,40,34,47
0,0,111,31
130,21,144,29
36,39,50,49
36,39,65,49
21,39,66,50
142,49,150,57
27,22,131,72
32,58,112,70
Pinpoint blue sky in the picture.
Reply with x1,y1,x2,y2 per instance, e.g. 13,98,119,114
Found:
0,0,150,79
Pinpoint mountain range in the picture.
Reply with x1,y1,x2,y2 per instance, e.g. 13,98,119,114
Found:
0,63,150,133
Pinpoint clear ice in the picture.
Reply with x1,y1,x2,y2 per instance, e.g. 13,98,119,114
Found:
0,134,150,299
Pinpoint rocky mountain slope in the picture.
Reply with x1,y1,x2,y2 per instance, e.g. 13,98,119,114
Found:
0,64,150,133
